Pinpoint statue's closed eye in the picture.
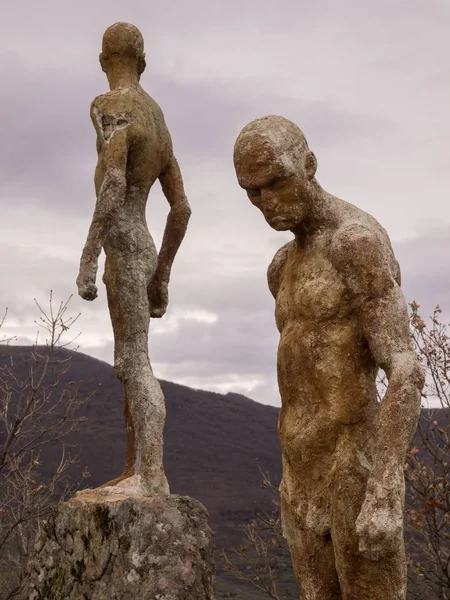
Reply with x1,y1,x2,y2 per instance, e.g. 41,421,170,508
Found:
247,189,261,204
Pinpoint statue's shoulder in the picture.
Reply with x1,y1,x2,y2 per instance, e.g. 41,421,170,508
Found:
330,212,401,296
90,91,141,148
90,89,136,119
333,219,381,249
267,241,294,299
330,197,395,259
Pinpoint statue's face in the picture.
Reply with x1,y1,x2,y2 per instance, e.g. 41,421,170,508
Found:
235,138,309,232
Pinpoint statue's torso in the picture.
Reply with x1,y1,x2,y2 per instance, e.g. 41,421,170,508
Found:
275,226,380,469
92,86,172,255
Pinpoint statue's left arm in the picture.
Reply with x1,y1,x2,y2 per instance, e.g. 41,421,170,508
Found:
77,102,128,301
148,155,191,318
332,223,424,560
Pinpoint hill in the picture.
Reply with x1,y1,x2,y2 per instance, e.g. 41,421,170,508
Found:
1,345,447,599
0,346,282,546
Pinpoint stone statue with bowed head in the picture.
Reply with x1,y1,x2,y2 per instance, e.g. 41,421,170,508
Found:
76,23,191,496
234,115,424,600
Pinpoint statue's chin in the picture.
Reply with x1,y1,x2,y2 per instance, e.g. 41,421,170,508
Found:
268,217,297,232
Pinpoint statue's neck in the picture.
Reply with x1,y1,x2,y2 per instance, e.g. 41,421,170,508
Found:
293,184,340,240
106,58,140,90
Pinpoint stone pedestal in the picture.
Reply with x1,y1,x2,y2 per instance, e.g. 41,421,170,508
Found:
22,477,215,600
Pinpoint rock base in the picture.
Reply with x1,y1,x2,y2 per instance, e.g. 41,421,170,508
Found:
22,480,215,600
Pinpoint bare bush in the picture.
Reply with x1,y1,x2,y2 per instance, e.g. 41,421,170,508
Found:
222,462,299,599
0,294,92,599
405,303,450,600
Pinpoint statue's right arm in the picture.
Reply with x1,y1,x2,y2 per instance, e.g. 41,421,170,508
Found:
156,155,191,279
331,223,424,559
147,154,191,318
76,100,129,301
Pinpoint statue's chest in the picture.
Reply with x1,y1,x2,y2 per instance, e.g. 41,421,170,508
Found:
275,244,350,327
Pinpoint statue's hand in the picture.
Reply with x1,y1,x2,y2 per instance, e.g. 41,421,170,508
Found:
148,276,168,318
76,272,98,301
356,483,403,561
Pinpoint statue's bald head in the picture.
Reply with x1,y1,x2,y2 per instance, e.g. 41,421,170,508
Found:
234,116,314,189
100,22,146,77
233,116,319,232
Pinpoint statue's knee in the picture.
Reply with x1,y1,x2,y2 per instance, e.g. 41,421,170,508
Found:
114,356,129,382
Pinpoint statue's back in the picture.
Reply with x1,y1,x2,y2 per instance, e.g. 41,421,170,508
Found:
92,86,173,206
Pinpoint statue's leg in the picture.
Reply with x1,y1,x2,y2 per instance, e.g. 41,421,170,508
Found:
103,247,169,495
99,389,136,488
331,454,406,600
123,389,136,478
125,360,169,495
281,466,342,600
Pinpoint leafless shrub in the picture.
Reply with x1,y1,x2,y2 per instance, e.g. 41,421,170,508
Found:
0,293,92,599
222,461,299,599
405,303,450,600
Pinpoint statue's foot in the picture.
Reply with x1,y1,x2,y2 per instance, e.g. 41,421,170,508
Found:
77,471,169,499
77,475,141,498
99,469,135,489
140,472,170,497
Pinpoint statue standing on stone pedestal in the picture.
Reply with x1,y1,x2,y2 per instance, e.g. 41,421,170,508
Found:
234,115,424,600
77,22,191,496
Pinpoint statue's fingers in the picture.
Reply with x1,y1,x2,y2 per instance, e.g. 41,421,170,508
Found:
151,307,166,318
80,285,98,301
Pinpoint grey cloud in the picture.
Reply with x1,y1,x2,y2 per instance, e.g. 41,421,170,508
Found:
1,0,450,407
0,57,399,219
394,226,450,316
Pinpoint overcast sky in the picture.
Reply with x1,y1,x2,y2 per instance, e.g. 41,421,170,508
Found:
1,0,449,406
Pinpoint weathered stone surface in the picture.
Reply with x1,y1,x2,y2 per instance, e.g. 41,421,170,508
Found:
234,115,425,599
22,481,215,600
76,22,191,496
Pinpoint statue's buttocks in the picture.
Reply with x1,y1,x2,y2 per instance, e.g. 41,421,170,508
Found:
104,217,156,255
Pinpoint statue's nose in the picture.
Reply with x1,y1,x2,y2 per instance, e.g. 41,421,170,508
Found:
261,191,277,213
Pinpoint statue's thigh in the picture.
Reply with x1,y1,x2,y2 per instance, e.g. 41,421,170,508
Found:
104,250,152,333
281,491,341,600
331,470,406,600
334,543,406,600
